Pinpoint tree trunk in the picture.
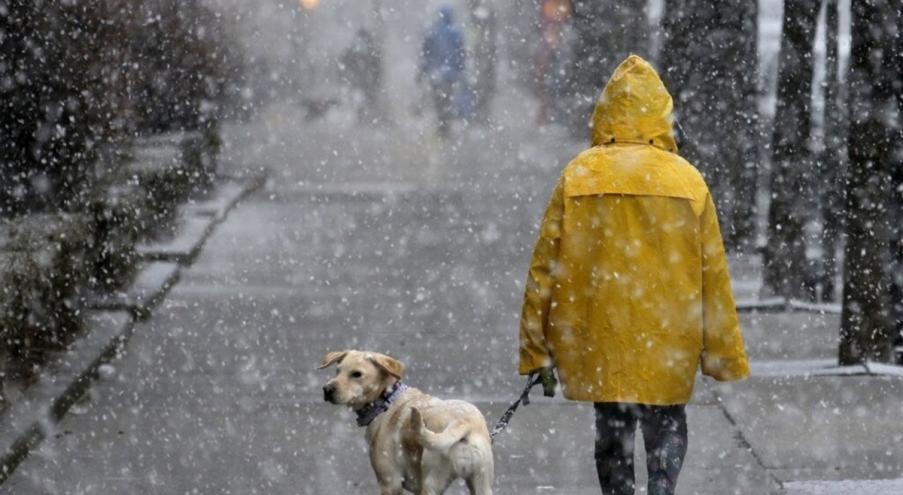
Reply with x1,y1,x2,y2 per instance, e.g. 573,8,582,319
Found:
723,2,760,252
838,0,897,365
763,0,819,300
660,0,758,252
892,8,903,265
888,5,903,359
566,0,650,138
816,0,846,302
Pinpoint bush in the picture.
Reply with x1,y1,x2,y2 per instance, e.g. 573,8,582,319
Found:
126,0,245,138
0,0,127,214
0,0,245,387
125,132,209,238
181,127,221,188
0,214,91,373
0,0,241,215
86,188,142,292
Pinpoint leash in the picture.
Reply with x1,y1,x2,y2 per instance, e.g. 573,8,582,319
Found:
489,373,542,442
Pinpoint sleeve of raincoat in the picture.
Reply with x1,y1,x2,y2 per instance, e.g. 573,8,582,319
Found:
700,193,750,381
518,178,563,375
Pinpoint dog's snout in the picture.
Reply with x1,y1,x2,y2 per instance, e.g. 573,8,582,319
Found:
323,384,335,403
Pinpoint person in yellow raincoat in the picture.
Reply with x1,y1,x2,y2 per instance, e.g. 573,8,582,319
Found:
518,55,749,495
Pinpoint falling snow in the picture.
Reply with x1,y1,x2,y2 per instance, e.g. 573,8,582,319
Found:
0,0,902,494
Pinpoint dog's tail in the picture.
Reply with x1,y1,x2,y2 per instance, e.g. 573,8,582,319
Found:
411,408,470,453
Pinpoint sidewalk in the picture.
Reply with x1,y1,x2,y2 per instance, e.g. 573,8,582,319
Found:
3,91,902,494
724,311,903,492
726,254,903,491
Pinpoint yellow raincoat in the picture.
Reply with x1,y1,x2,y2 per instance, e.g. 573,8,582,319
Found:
519,55,749,405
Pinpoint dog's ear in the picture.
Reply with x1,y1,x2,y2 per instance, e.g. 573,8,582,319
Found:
318,351,349,370
369,353,405,379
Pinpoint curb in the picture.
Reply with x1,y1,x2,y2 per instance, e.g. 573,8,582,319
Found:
86,174,265,318
0,311,133,484
0,173,264,484
136,217,217,263
736,297,842,315
718,404,784,494
85,261,181,319
136,174,265,263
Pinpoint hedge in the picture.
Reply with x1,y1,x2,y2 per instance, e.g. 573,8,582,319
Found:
0,214,91,376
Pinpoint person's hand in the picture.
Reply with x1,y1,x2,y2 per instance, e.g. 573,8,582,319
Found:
539,367,557,397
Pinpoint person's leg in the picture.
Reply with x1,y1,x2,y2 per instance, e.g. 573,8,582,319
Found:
428,84,446,135
640,405,688,495
594,403,639,495
433,81,454,136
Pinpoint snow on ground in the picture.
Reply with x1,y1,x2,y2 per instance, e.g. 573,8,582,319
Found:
784,479,903,495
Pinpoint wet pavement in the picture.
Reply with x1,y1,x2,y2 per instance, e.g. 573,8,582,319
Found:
5,83,903,495
0,93,765,494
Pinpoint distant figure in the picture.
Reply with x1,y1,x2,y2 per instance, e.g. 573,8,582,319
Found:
467,0,497,123
518,56,750,495
418,6,467,137
341,29,382,122
534,0,571,125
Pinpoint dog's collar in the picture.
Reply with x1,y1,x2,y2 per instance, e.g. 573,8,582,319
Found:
356,382,408,427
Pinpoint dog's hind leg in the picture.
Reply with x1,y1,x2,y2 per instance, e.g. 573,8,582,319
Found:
464,461,493,495
465,477,492,495
463,438,493,495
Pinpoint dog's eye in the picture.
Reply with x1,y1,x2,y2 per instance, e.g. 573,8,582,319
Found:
350,371,363,379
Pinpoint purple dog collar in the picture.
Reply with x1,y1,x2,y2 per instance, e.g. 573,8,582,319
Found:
356,382,408,427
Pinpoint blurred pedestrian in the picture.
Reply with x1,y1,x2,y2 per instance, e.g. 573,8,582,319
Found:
518,55,749,495
418,6,467,137
340,28,382,122
534,0,571,125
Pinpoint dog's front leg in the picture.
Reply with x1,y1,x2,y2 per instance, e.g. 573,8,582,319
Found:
371,451,404,494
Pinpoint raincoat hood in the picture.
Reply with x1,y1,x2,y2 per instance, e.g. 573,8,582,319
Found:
590,55,678,152
437,6,455,25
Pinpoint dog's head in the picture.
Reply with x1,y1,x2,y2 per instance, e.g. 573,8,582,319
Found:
319,350,405,409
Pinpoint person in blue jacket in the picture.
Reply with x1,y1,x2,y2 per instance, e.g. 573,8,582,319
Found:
418,6,467,136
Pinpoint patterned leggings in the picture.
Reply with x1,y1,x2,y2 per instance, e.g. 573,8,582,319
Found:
593,403,688,495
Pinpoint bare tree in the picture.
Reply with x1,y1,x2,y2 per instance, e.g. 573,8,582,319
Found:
565,0,650,137
893,7,903,363
838,0,898,365
815,0,847,302
763,0,819,299
661,0,758,251
0,0,125,214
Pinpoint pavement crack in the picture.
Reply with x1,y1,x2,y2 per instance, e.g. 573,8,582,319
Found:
718,402,784,493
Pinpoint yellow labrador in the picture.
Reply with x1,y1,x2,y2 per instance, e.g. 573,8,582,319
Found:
320,350,494,495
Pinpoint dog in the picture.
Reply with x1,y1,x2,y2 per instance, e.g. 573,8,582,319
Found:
320,350,494,495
